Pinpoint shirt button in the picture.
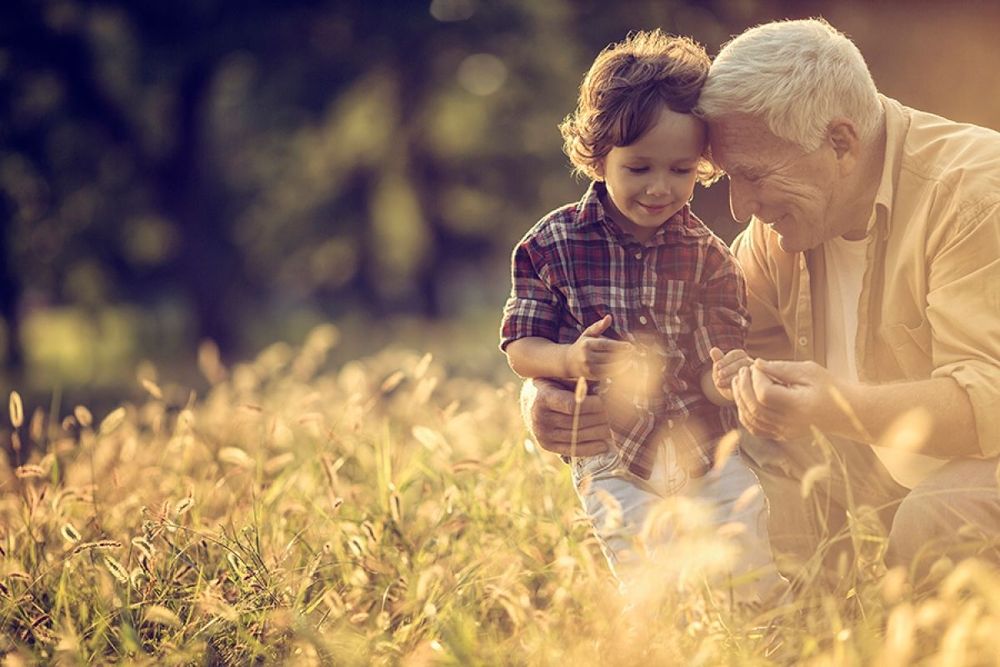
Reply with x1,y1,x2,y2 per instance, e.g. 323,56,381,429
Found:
667,419,675,429
634,251,642,259
798,336,808,347
638,315,648,324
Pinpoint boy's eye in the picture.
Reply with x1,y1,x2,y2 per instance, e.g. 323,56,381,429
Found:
625,166,648,174
672,167,693,174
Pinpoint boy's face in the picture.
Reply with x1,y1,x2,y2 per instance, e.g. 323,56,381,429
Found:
596,106,705,242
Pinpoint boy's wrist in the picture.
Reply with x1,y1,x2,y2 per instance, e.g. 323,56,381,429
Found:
559,344,575,378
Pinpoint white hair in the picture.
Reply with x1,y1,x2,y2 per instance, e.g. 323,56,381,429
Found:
695,18,882,150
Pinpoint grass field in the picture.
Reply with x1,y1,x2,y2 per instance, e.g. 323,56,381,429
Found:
2,323,999,665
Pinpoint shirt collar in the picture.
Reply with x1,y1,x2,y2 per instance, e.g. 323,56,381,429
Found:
574,181,693,247
869,95,907,234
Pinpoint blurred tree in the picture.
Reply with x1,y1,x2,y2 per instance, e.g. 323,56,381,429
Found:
0,0,997,385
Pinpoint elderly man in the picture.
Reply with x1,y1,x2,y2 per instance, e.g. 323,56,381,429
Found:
524,18,1000,583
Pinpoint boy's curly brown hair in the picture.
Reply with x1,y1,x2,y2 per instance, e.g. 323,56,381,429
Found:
559,30,721,185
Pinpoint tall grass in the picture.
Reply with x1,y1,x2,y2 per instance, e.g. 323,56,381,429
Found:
1,323,999,664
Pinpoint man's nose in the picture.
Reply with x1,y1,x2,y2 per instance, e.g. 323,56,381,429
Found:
728,178,758,224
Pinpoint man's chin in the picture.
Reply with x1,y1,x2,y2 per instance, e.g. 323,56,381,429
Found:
777,234,803,254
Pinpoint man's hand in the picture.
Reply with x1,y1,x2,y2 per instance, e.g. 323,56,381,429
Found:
564,315,633,380
709,347,754,402
520,378,612,457
731,359,852,441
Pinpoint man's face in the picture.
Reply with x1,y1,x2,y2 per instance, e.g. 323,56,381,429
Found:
708,114,842,253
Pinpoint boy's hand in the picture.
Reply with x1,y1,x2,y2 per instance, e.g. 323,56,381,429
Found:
709,347,753,402
564,315,633,380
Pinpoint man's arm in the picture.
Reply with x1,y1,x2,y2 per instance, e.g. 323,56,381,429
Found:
731,359,980,457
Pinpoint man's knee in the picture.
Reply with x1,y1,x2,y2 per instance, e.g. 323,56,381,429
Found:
888,459,1000,572
886,491,938,568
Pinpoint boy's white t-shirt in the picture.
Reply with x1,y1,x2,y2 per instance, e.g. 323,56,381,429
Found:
822,235,945,489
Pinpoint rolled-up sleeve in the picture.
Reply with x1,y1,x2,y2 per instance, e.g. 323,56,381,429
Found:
926,198,1000,456
690,241,750,371
499,240,562,350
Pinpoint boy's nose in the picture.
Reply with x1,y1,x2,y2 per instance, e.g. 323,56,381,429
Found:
645,177,670,197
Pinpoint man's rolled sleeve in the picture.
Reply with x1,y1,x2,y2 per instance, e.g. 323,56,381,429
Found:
932,362,1000,457
499,241,562,350
924,199,1000,457
691,245,750,371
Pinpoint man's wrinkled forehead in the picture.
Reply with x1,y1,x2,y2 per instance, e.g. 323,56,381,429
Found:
707,113,794,171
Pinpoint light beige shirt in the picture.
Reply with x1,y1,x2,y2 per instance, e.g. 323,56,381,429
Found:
733,96,1000,457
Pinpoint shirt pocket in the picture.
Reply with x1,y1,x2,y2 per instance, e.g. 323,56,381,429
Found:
881,317,933,377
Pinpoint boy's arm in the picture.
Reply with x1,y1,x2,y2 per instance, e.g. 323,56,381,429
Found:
506,314,632,380
691,240,752,403
506,337,571,379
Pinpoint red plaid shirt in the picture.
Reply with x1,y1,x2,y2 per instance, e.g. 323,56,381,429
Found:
500,182,749,479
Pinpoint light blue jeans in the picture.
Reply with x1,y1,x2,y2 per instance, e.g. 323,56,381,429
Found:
572,439,788,605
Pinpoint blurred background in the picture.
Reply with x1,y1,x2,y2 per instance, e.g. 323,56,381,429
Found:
2,0,999,405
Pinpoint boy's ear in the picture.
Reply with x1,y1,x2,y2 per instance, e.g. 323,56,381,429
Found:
593,159,606,180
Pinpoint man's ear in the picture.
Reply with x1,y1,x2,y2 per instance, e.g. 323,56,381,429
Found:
827,119,859,166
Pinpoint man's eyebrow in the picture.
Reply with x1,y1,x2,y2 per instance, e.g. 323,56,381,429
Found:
726,162,765,177
722,163,751,175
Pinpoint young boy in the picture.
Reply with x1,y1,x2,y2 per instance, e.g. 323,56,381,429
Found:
499,30,784,602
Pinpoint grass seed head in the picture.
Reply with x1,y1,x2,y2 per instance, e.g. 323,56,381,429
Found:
141,378,164,400
9,391,24,428
99,407,127,436
14,465,46,479
73,406,93,428
144,604,182,627
102,555,130,584
60,524,82,544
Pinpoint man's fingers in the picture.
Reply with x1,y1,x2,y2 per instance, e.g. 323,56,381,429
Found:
733,387,781,439
534,383,602,416
754,358,807,385
546,423,613,446
534,415,611,455
732,368,783,438
750,365,799,410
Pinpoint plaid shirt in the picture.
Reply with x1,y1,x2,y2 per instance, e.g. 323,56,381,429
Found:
500,182,749,480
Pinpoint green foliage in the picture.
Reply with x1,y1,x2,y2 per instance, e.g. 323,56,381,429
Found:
2,0,999,378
